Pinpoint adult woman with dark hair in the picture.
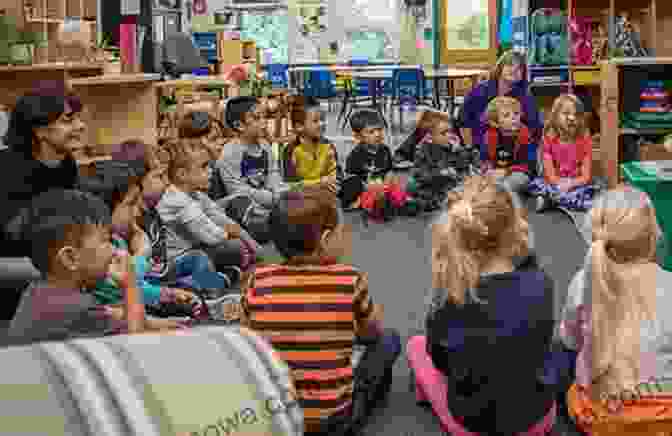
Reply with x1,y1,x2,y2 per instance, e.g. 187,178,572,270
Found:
459,51,543,159
0,81,86,258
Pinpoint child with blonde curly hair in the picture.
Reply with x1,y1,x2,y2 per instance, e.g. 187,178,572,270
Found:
528,94,595,212
406,175,556,435
483,96,533,202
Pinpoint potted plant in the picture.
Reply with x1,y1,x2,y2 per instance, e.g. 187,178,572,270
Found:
0,12,19,65
10,29,42,65
95,35,121,74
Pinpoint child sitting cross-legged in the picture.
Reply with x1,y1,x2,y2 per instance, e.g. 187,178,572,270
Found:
408,111,480,211
5,190,185,347
482,96,533,205
90,171,215,319
285,97,343,195
156,139,264,278
341,109,393,209
406,175,557,435
240,186,401,435
216,96,276,206
529,94,595,212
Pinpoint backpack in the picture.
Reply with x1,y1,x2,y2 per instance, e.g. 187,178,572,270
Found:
529,9,568,66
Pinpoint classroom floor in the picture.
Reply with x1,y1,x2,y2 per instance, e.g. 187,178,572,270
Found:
320,106,588,435
0,105,589,434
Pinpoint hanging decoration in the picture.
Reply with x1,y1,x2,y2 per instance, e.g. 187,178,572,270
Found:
193,0,207,16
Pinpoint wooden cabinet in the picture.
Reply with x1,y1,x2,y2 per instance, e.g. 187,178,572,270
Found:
18,0,98,63
599,58,672,188
217,37,259,72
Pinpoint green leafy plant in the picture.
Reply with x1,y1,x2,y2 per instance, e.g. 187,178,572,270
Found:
96,34,120,61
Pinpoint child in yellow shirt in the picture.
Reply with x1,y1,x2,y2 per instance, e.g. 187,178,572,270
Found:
285,98,342,194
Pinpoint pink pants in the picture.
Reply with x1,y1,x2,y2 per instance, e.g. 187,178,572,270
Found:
406,335,556,435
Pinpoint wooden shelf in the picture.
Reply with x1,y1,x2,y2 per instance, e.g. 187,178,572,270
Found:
0,61,103,72
69,73,161,86
24,17,63,23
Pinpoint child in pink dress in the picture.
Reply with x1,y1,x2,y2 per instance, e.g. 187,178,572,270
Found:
528,94,595,212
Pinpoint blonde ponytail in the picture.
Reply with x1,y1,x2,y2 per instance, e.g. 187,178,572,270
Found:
432,175,529,306
588,187,659,404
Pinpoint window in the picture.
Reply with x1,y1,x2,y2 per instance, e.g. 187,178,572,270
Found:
440,0,497,65
353,0,397,21
240,12,289,64
342,30,395,61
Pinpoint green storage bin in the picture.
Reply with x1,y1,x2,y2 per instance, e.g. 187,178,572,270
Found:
621,161,672,271
621,112,672,130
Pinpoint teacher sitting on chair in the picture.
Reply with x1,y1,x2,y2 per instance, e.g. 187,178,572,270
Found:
459,50,543,161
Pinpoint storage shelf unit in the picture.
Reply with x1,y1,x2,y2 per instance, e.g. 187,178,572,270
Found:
600,58,672,188
567,0,657,90
193,31,218,65
12,0,98,63
217,37,259,73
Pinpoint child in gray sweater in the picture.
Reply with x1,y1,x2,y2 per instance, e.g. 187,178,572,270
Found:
156,141,263,274
215,96,276,209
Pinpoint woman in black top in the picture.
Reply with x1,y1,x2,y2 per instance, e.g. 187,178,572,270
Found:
0,81,86,258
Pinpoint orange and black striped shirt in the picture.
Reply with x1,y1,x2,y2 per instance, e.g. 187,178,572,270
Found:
240,262,381,433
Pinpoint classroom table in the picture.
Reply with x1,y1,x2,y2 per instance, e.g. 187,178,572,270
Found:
424,68,488,111
349,68,487,113
287,64,421,90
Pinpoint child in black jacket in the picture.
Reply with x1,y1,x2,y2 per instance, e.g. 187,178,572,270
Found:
341,109,393,208
408,111,480,211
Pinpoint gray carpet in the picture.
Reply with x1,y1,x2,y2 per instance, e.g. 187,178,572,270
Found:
323,107,589,435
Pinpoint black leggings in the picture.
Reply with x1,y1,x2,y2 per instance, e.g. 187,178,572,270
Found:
312,328,403,436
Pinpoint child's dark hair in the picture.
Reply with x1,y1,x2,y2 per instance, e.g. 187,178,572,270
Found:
102,139,151,210
350,109,385,133
4,81,83,158
289,96,321,127
24,189,111,273
224,96,259,131
269,186,339,260
178,110,226,138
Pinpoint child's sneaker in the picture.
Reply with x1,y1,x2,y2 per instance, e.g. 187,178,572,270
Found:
219,266,242,286
535,195,549,213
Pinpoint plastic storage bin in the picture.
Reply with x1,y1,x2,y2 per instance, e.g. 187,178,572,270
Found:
622,161,672,271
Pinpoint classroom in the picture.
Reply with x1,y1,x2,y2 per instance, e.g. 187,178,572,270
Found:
1,0,672,434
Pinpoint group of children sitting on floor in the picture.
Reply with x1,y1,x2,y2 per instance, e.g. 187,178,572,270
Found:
4,87,610,435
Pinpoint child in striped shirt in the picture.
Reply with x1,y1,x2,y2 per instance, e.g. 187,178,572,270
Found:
240,186,401,435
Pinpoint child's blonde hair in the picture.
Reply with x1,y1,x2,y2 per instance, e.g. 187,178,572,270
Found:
543,94,588,141
589,186,660,404
431,175,529,306
486,96,522,128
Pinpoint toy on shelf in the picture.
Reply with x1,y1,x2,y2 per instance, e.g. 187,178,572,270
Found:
529,8,568,66
614,12,648,57
569,16,593,65
591,23,608,64
640,81,670,113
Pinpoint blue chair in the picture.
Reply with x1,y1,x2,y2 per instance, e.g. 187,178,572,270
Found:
390,69,434,130
303,70,341,113
266,64,289,89
340,59,388,130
